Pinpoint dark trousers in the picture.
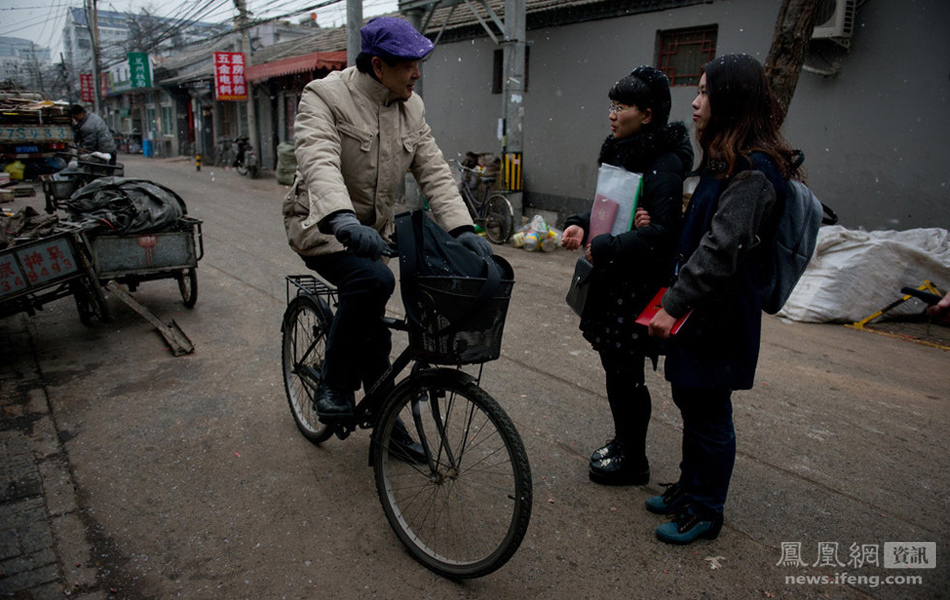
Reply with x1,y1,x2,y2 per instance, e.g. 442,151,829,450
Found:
671,384,735,518
302,252,395,393
599,349,650,462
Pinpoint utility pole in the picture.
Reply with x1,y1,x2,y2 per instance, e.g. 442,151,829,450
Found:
60,53,74,101
501,0,525,216
85,0,101,113
403,8,425,98
234,0,258,155
346,0,362,67
30,42,45,94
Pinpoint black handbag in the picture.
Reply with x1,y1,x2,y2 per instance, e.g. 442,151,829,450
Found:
565,256,594,317
394,210,514,365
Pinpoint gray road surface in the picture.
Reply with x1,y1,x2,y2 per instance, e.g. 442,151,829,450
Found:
1,155,947,600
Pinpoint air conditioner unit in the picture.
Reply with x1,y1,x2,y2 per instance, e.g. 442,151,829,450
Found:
812,0,856,41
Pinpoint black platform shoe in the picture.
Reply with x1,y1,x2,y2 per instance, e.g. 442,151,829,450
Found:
588,453,650,486
589,438,622,465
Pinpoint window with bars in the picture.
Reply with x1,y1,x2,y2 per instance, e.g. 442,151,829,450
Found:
160,105,174,136
656,25,718,87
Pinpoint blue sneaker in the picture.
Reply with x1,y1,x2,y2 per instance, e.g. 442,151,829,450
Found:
655,509,723,545
645,482,688,515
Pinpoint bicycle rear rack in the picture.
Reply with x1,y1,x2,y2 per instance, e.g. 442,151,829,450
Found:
285,274,337,306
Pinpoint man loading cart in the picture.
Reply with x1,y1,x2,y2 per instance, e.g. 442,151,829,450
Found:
69,104,117,165
282,17,491,422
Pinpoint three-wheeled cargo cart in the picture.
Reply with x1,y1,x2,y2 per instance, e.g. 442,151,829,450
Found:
85,216,204,307
0,223,110,324
41,160,126,214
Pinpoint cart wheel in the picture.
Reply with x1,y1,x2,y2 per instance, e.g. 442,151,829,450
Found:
72,276,112,325
178,269,198,308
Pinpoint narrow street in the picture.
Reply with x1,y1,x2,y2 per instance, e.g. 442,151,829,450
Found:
1,154,947,600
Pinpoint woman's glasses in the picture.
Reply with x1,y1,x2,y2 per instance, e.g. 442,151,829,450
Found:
608,103,634,115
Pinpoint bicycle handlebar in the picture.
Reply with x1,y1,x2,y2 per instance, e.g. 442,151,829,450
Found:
901,287,943,305
449,158,492,178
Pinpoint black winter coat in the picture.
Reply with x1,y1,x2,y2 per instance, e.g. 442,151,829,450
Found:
565,122,693,355
663,152,784,389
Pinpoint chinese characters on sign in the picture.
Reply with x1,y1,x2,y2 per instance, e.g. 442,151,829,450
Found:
0,238,78,299
80,74,94,103
127,52,152,89
213,52,247,101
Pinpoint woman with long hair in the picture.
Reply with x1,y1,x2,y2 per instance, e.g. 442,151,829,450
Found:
645,54,802,544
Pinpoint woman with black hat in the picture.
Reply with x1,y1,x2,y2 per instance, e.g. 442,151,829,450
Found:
561,66,693,486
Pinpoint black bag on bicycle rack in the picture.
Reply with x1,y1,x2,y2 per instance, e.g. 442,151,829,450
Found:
395,210,514,365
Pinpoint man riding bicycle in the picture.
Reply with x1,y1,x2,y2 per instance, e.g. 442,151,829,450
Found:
282,17,491,424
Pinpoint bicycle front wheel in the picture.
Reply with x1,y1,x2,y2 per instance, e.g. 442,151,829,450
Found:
372,370,532,579
483,193,515,244
281,295,334,444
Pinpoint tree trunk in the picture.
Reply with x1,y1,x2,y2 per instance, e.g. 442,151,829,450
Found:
764,0,821,127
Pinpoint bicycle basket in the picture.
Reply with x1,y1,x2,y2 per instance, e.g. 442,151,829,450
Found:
395,210,515,365
407,268,513,365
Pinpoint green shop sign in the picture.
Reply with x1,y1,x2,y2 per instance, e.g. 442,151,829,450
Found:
110,53,152,94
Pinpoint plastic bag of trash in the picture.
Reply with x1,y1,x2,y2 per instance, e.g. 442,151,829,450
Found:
778,225,950,322
64,177,187,234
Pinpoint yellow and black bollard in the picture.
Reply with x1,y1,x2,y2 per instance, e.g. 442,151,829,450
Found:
503,152,523,192
196,154,201,171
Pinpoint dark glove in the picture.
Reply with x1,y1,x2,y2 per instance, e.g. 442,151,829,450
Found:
331,213,386,260
456,230,493,259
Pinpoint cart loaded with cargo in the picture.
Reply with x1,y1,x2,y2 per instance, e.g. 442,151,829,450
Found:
2,177,203,348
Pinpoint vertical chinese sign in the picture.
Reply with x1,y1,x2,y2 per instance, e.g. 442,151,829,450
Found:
80,74,94,103
107,53,153,95
213,52,247,101
128,52,152,88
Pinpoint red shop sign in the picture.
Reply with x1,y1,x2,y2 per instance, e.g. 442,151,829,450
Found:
213,52,247,101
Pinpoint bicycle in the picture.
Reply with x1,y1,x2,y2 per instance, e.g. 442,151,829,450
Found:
450,159,515,245
232,136,260,178
280,250,532,579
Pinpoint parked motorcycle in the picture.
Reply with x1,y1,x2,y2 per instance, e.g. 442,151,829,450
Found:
232,136,259,178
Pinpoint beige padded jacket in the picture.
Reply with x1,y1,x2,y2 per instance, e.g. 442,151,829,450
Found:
282,66,473,256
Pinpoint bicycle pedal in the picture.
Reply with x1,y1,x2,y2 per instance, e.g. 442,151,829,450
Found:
333,425,352,441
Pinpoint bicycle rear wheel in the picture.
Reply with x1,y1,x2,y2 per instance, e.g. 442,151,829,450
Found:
483,193,515,244
281,295,334,444
372,369,532,579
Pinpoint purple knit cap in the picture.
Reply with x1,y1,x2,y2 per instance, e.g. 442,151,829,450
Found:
360,17,434,60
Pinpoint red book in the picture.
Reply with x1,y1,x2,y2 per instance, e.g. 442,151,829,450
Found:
589,194,619,239
635,287,691,335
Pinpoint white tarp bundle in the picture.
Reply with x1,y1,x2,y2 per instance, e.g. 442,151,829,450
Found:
777,226,950,323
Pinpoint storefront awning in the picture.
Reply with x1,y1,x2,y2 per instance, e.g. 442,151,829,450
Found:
246,51,347,82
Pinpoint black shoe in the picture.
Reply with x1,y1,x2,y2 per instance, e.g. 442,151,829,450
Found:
314,385,355,422
590,438,622,465
588,454,650,486
388,418,428,465
645,481,689,515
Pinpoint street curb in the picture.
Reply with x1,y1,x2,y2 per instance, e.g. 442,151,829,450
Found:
0,315,101,598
